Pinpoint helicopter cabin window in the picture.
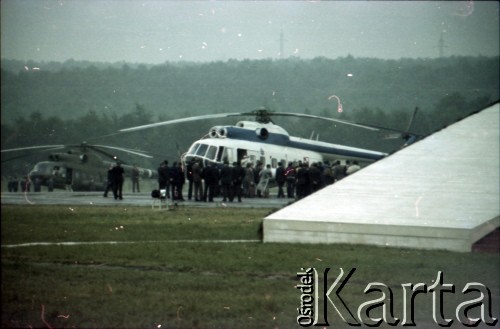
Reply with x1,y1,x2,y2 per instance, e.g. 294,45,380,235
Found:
206,145,217,160
52,166,60,176
216,146,224,162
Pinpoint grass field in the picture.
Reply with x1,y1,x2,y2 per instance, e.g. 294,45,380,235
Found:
1,205,499,329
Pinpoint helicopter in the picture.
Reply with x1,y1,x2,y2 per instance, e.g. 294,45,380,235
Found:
119,106,419,172
2,143,158,192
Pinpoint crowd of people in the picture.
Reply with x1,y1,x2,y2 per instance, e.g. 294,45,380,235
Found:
276,159,361,200
157,160,186,201
7,176,45,192
153,157,362,203
5,159,361,201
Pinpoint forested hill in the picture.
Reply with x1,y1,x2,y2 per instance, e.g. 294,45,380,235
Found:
2,56,498,126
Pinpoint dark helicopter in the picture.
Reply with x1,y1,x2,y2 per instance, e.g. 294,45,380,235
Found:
2,143,158,191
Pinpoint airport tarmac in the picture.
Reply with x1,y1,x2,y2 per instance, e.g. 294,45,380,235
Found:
0,191,293,209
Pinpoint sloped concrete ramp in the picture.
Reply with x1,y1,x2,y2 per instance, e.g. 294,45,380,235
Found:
264,103,499,252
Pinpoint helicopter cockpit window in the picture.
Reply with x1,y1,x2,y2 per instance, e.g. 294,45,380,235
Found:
34,163,50,172
187,143,200,155
206,145,217,160
195,143,208,157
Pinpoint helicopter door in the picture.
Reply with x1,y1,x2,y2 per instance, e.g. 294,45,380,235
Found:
237,149,248,164
65,168,73,185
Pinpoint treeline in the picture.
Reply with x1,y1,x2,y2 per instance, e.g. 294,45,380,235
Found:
1,56,498,124
1,94,495,177
1,56,498,176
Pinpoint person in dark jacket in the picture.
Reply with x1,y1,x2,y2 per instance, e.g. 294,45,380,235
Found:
275,161,286,198
285,162,296,199
308,162,322,193
186,158,194,200
172,162,185,201
157,160,170,198
192,158,203,201
112,162,124,200
220,161,233,202
231,161,245,202
296,162,309,199
203,162,219,202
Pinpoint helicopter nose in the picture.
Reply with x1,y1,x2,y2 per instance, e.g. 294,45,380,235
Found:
28,170,46,182
28,171,40,180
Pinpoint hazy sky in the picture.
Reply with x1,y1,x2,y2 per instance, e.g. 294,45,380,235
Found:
1,1,499,64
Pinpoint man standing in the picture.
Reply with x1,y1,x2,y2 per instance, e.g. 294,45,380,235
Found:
275,162,286,198
103,164,115,197
257,164,273,198
203,162,218,202
285,162,296,199
231,161,245,202
220,161,233,202
192,158,203,201
113,162,125,200
308,162,322,193
186,158,196,200
131,164,140,193
157,160,169,197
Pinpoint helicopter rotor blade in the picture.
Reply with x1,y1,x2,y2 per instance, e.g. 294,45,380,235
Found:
379,107,422,143
84,144,127,164
92,145,153,158
270,112,381,131
0,145,67,163
119,113,244,132
1,145,67,163
118,110,383,132
406,107,419,132
382,133,404,140
1,142,154,165
1,145,66,153
117,107,423,139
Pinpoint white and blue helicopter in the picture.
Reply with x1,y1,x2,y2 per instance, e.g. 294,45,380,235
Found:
120,106,419,172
